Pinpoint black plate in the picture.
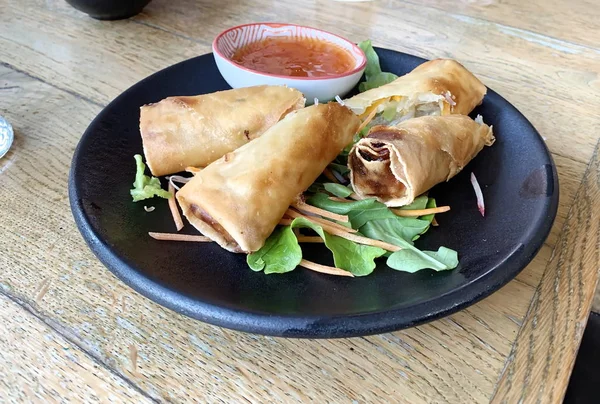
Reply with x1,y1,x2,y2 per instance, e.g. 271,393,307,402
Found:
69,49,558,338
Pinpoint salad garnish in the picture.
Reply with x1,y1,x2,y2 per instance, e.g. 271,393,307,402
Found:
130,154,172,202
358,40,398,92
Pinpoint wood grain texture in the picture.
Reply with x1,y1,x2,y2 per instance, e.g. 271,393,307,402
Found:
492,141,600,403
0,0,599,165
409,0,600,49
1,0,599,401
0,294,152,403
0,64,554,403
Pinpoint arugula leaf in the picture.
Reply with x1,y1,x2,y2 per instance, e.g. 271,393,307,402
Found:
292,217,386,276
399,195,429,211
358,40,382,81
334,153,349,167
308,192,430,240
343,125,370,154
387,246,458,273
248,197,457,276
358,40,398,92
247,226,301,274
307,182,325,194
130,154,172,202
359,72,398,92
420,197,437,223
247,218,386,276
323,183,354,198
358,213,458,273
328,163,350,176
307,193,378,215
409,197,437,241
359,217,430,246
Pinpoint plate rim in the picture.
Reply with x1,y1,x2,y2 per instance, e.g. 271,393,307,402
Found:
68,49,559,338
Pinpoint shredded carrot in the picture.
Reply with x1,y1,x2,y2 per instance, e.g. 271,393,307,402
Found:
168,183,184,231
285,209,357,234
149,232,210,242
286,210,400,251
356,106,379,134
185,166,202,174
292,201,349,223
392,206,450,217
297,236,324,243
322,167,339,183
328,230,401,252
359,98,387,119
299,259,354,277
431,217,439,226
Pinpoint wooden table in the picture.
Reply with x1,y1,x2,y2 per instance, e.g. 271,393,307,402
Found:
1,0,599,402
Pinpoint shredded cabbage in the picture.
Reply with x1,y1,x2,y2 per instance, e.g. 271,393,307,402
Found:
130,154,172,202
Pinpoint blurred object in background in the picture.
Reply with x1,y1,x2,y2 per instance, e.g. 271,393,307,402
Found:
65,0,152,20
0,115,14,159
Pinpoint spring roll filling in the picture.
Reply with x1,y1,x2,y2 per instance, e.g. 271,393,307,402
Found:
352,117,491,205
189,203,242,252
361,93,447,131
353,133,409,200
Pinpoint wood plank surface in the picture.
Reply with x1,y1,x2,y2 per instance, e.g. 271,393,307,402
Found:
0,0,599,165
409,0,600,49
492,140,600,403
1,0,599,401
0,294,152,403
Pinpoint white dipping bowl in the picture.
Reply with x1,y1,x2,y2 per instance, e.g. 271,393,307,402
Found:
212,23,366,103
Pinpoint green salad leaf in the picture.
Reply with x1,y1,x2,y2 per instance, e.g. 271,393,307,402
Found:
307,182,325,194
308,192,431,241
247,217,386,276
387,246,458,273
420,197,437,224
360,219,458,272
360,72,399,92
358,40,398,92
307,192,378,214
323,183,354,198
130,154,172,202
328,162,350,176
343,126,370,154
292,217,386,276
247,226,301,274
399,195,429,211
359,40,382,81
398,196,436,241
306,191,457,273
359,216,430,246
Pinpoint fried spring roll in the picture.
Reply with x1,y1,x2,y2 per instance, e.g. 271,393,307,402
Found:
177,103,361,253
349,115,495,207
140,85,305,176
344,59,486,126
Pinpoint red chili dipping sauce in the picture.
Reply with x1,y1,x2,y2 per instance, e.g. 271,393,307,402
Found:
231,37,355,78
